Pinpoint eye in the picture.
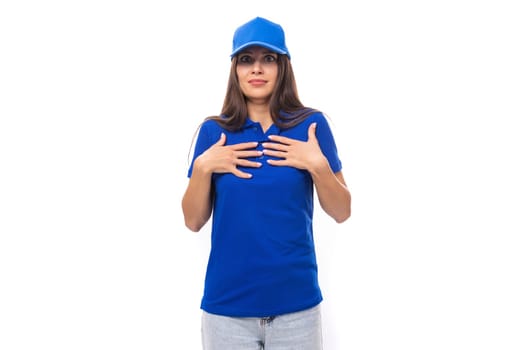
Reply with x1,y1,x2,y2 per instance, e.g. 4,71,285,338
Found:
238,55,254,64
264,54,278,63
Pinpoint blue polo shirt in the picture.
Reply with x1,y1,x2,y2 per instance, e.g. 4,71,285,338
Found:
187,112,342,317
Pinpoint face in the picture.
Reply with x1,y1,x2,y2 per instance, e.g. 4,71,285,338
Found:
235,46,279,104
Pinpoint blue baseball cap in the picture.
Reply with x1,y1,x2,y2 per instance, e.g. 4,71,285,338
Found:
231,17,290,59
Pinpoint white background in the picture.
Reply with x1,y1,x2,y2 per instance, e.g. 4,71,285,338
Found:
1,0,524,349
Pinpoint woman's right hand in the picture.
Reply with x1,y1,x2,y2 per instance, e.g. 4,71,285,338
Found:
194,133,262,178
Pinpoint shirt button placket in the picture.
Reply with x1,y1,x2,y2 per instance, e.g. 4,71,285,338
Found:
253,125,264,159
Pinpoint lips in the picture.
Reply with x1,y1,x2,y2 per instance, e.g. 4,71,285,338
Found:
248,79,267,85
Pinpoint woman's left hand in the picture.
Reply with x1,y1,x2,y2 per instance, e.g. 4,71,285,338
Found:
262,122,328,172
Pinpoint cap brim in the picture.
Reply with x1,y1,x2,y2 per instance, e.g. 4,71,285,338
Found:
230,41,288,57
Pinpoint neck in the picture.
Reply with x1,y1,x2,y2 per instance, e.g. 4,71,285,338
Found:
247,102,273,131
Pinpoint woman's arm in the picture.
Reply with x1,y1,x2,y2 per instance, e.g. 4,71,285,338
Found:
181,158,214,232
182,133,262,232
310,167,351,223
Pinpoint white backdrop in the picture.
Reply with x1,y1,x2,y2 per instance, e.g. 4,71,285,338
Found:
1,0,524,349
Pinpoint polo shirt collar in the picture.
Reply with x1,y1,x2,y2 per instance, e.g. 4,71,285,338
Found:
241,118,283,134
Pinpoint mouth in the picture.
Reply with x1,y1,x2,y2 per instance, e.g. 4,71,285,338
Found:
248,79,267,86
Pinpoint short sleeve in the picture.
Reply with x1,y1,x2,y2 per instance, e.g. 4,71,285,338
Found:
312,113,342,173
187,121,213,178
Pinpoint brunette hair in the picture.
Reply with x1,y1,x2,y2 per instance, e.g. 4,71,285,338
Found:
205,54,318,131
186,54,318,163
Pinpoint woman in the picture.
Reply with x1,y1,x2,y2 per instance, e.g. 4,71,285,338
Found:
182,16,351,350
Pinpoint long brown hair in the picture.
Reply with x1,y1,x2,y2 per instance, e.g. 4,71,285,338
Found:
187,54,317,164
205,54,318,131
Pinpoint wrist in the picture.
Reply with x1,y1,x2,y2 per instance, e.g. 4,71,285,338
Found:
193,156,213,176
309,157,331,178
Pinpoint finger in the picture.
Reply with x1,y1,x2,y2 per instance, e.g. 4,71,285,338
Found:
232,169,253,179
266,159,287,166
262,149,286,158
230,141,259,150
236,159,262,168
261,142,287,151
236,150,263,158
215,132,226,146
267,134,293,145
308,123,317,140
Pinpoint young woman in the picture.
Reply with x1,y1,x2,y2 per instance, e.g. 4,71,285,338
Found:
182,16,351,350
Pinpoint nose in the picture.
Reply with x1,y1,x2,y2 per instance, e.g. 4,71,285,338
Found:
251,60,263,74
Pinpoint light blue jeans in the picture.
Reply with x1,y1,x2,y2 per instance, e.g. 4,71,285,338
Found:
201,304,323,350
